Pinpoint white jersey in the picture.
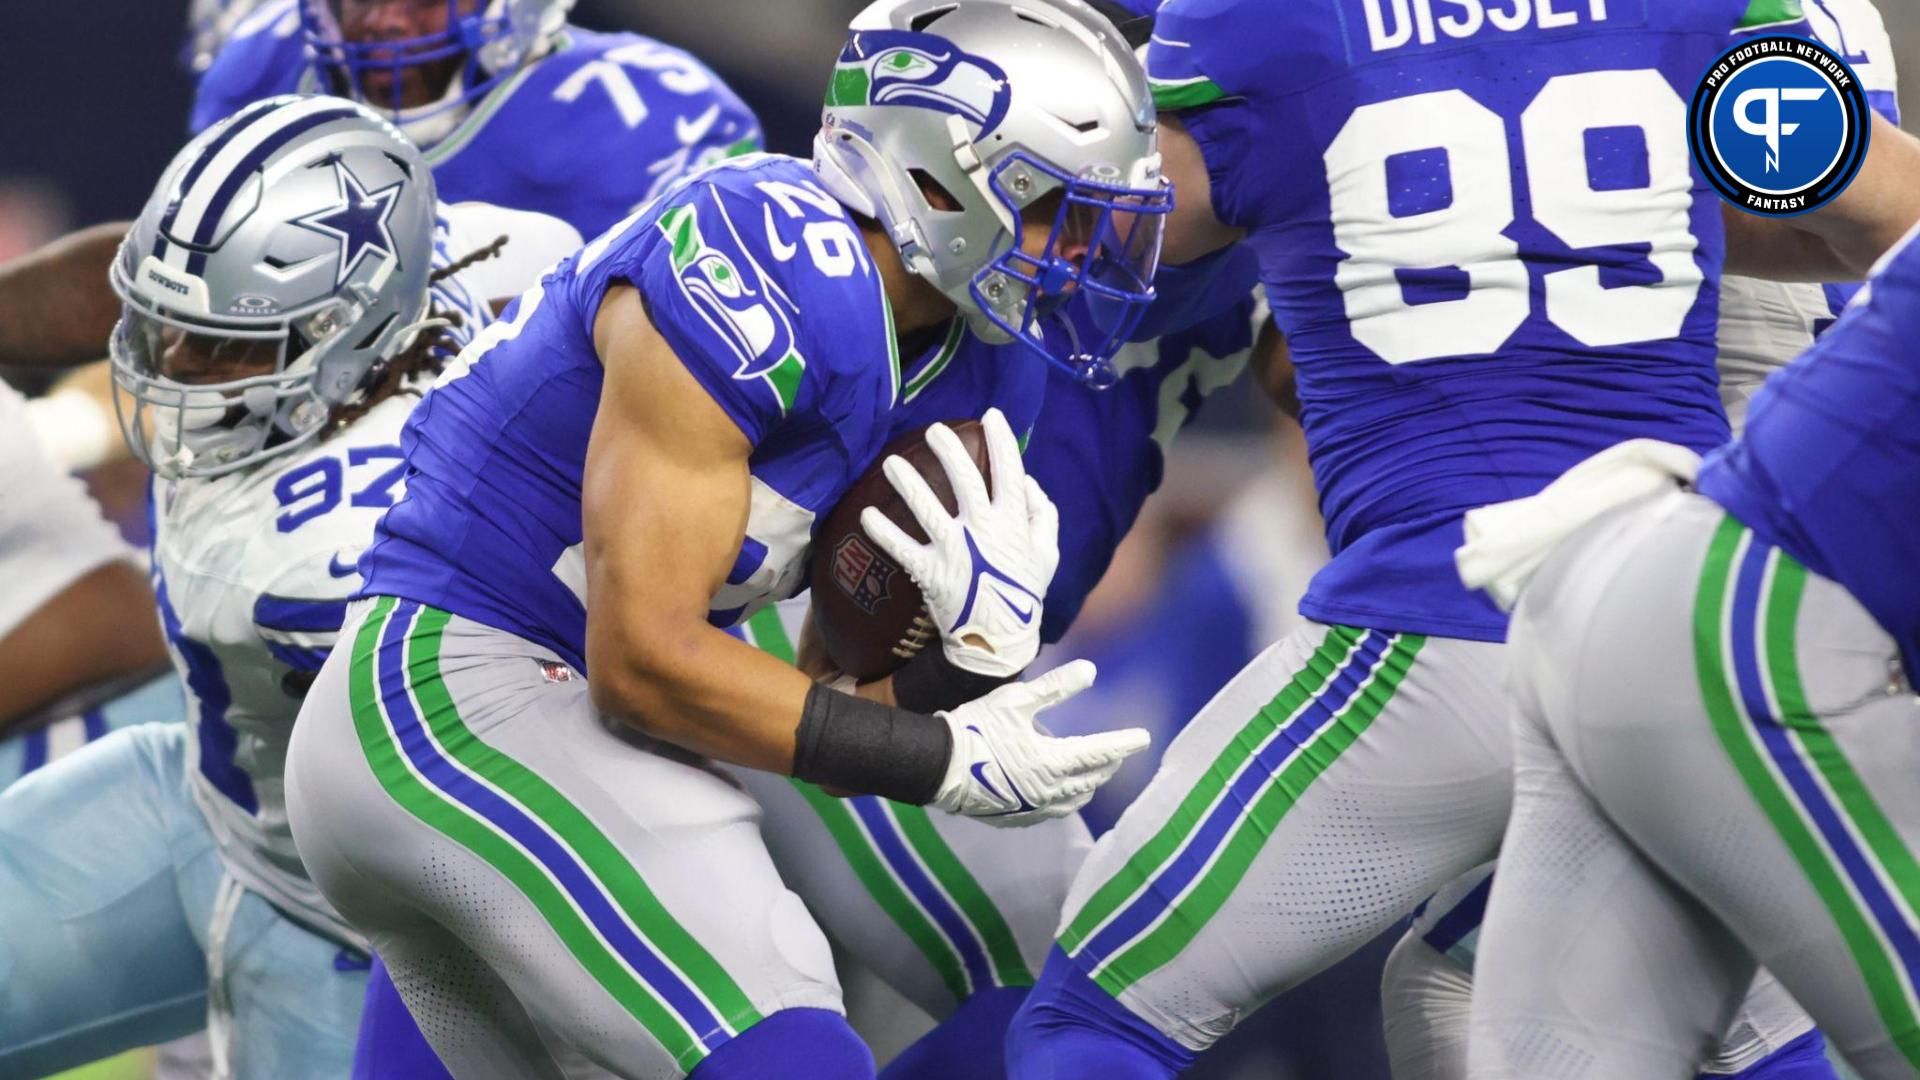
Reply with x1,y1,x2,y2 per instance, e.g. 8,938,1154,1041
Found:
0,382,135,640
150,200,569,944
1715,0,1897,429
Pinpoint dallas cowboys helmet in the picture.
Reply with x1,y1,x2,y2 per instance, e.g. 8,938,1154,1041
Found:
813,0,1171,386
301,0,573,142
111,94,438,480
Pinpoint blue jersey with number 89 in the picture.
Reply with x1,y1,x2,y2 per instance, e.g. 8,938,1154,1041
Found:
1147,0,1809,640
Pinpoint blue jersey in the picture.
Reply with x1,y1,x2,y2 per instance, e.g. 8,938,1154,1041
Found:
1147,0,1807,640
1029,290,1259,641
194,3,760,239
1698,228,1920,678
363,156,1041,671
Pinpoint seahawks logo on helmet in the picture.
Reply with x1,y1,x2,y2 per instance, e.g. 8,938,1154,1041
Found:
658,202,808,413
826,29,1012,137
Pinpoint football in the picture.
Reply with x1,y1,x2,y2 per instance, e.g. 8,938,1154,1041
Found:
810,419,990,681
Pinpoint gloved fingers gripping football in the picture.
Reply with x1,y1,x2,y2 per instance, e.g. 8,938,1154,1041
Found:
1023,474,1061,585
879,453,959,543
860,504,937,589
980,407,1029,512
925,420,994,521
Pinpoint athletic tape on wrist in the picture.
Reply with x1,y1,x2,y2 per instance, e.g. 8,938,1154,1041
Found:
892,645,1016,713
792,684,952,805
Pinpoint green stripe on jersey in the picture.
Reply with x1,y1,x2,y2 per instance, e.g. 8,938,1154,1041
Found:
1737,0,1804,29
1090,633,1424,995
1060,626,1360,953
1149,76,1227,111
1695,519,1920,1066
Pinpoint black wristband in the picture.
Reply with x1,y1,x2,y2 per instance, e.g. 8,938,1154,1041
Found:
892,646,1017,713
793,683,953,805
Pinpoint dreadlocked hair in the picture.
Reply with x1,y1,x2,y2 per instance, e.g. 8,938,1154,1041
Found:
328,234,510,431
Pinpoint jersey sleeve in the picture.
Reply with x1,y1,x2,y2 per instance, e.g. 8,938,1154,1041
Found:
593,173,886,449
1144,0,1306,231
250,579,353,678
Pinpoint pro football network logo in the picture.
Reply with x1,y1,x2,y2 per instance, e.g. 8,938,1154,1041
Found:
831,534,895,614
1689,36,1871,216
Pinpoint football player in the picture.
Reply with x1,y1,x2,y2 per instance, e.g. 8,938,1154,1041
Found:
282,1,1164,1074
0,95,577,1077
1007,0,1920,1076
1460,215,1920,1080
1382,3,1905,1077
727,267,1260,1080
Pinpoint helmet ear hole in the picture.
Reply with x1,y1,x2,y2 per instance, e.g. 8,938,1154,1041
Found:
909,169,963,213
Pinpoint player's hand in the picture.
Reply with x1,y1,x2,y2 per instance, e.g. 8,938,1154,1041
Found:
861,408,1058,679
929,661,1149,827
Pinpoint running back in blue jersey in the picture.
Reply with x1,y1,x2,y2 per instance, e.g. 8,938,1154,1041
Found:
1147,0,1809,640
194,6,760,238
365,155,967,672
1698,225,1920,679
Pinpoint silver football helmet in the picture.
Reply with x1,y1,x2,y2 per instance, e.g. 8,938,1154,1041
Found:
111,94,439,480
814,0,1171,385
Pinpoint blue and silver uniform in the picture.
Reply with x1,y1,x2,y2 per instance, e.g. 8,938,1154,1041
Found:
194,2,760,238
366,154,978,669
1699,227,1920,680
1145,0,1807,640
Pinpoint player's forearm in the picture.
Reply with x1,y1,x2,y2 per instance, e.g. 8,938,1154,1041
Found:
0,223,130,368
1727,115,1920,283
588,618,816,774
0,560,168,731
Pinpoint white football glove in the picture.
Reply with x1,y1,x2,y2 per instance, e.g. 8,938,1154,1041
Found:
929,660,1151,827
861,407,1059,679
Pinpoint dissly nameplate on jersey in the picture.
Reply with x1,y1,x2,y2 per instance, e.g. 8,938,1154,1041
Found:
658,201,807,414
1356,0,1625,53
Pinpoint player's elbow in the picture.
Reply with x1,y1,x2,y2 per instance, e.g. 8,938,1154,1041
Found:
584,614,705,741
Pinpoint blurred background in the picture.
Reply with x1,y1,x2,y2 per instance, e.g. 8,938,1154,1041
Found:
1,2,1915,1078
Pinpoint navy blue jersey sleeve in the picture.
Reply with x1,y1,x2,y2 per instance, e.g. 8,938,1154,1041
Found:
579,162,896,450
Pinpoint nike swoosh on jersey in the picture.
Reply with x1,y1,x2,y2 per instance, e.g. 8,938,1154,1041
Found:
763,204,798,262
327,552,360,578
675,103,721,146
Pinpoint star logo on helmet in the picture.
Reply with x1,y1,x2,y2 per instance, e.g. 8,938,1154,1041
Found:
293,156,404,288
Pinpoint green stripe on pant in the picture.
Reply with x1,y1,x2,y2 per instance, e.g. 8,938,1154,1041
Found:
1058,626,1362,954
350,597,762,1071
1694,518,1920,1068
1088,633,1424,996
742,606,1033,997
